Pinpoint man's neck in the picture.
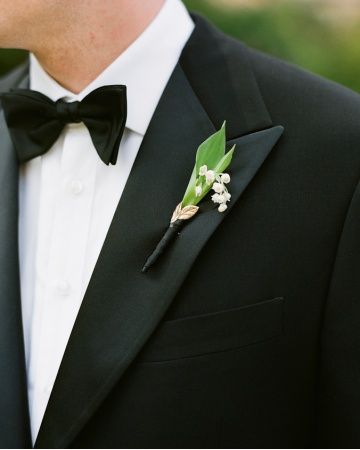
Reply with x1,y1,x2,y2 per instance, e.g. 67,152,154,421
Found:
32,0,165,94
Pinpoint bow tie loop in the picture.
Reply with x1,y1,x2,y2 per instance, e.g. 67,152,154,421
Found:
55,99,82,124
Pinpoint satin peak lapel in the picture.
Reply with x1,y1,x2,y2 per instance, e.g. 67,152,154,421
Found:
164,125,284,273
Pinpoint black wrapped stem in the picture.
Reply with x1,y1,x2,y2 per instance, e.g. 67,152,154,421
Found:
141,219,184,272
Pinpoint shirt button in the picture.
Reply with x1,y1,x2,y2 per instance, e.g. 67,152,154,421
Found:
69,180,84,195
56,280,71,297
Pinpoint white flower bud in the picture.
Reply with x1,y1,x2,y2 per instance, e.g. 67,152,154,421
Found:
199,165,208,176
224,192,231,201
221,173,231,184
211,193,221,204
217,194,225,203
205,170,215,184
195,185,202,197
212,182,224,193
218,203,228,212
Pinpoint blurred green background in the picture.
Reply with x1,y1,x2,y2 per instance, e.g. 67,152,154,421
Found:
184,0,360,92
0,0,359,93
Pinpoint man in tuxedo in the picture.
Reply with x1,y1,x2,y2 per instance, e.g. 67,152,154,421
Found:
0,0,359,448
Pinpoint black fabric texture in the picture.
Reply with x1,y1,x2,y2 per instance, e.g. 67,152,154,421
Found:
0,12,359,449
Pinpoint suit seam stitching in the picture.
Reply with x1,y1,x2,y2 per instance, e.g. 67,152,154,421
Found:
322,174,360,320
313,173,360,441
178,61,216,131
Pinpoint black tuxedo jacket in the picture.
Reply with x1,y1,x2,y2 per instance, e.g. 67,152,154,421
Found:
1,14,360,449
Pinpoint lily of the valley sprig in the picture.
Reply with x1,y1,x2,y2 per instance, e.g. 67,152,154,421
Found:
198,166,231,212
142,122,236,272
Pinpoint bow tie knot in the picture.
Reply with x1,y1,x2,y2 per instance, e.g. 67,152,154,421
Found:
55,99,82,124
0,85,127,165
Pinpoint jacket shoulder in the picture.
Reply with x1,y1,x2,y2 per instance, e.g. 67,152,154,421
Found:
185,15,360,142
244,44,360,133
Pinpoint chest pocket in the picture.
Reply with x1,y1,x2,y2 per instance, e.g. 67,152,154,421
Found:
138,296,284,362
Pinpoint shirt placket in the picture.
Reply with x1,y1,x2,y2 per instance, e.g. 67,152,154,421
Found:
29,123,98,438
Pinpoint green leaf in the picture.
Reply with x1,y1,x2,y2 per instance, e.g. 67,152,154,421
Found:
181,166,197,207
195,121,226,173
186,145,236,206
180,124,236,208
184,182,210,207
214,145,235,174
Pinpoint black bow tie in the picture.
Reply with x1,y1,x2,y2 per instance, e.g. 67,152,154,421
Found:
0,85,127,165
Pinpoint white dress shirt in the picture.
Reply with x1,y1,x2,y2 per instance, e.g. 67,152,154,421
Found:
19,0,194,442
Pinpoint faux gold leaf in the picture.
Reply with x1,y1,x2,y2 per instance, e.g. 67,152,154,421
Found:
170,204,199,223
178,205,199,221
170,203,182,223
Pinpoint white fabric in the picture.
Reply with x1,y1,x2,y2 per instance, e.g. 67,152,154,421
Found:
19,0,194,442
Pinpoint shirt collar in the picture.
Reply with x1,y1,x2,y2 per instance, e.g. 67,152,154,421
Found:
30,0,194,136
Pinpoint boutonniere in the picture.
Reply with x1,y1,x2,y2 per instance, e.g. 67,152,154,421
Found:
142,122,236,272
